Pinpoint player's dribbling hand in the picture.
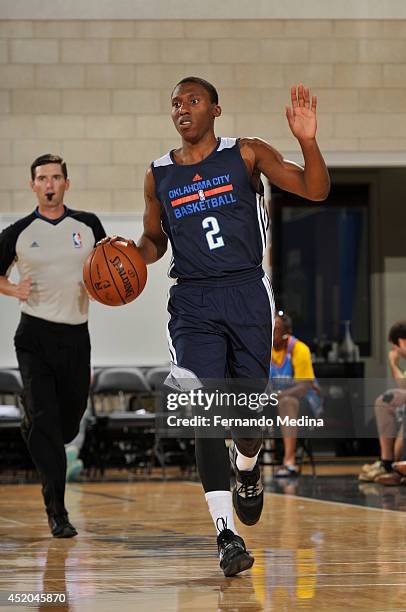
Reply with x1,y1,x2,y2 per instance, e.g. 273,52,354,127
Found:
96,236,113,246
14,276,32,301
285,83,317,142
96,235,136,247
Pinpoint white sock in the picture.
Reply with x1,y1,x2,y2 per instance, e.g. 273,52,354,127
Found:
205,490,237,535
236,447,261,472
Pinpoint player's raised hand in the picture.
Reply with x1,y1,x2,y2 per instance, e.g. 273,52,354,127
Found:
285,83,317,142
14,276,32,301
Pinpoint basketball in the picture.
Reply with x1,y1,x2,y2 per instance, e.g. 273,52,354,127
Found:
83,237,147,306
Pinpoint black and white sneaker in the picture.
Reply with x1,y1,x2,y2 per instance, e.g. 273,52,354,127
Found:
48,513,78,538
216,518,254,577
229,441,263,526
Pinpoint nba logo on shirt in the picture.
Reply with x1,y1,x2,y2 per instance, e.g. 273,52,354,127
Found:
198,189,206,202
72,232,82,248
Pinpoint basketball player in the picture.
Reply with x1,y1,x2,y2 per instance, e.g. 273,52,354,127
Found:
136,78,330,576
0,154,106,537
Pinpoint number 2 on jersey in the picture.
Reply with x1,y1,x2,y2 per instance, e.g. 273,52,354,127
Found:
202,216,225,251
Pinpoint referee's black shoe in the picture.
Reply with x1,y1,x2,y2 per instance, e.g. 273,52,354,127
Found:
229,441,263,526
216,518,254,577
48,513,78,538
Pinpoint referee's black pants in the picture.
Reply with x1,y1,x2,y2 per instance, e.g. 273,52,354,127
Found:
14,314,90,517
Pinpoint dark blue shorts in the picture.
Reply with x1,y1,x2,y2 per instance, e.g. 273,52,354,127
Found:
167,274,275,381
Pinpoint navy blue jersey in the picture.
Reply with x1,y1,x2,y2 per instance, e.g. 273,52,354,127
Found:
151,137,269,284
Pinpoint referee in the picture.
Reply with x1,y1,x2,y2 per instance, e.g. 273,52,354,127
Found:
0,154,106,538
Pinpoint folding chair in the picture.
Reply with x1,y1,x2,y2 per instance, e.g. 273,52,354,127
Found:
89,367,154,476
0,369,33,474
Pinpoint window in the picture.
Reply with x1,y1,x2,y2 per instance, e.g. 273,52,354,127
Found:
271,184,370,356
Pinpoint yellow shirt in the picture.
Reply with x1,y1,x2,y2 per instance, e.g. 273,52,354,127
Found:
272,337,315,379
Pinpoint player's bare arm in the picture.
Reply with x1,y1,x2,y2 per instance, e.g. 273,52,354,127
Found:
278,380,312,400
0,275,31,300
388,348,406,387
137,167,168,264
239,84,330,201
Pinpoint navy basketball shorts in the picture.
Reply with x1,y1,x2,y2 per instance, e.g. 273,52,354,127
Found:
167,274,275,383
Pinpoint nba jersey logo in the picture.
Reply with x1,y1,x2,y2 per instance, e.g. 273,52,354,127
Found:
198,189,206,202
72,232,82,248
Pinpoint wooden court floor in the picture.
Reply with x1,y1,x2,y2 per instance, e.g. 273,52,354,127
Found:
1,481,406,611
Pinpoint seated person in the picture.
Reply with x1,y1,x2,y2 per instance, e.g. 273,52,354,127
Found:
360,320,406,484
270,311,322,477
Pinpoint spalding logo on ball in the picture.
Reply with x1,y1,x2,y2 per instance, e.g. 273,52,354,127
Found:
83,236,147,306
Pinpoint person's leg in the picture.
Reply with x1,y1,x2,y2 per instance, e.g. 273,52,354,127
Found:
196,435,255,578
373,404,405,486
360,394,401,483
169,308,230,484
168,284,230,503
58,324,91,483
375,394,397,464
196,437,237,530
226,276,274,524
57,324,90,445
394,424,404,462
167,284,253,576
14,317,70,530
392,421,406,476
233,438,262,470
277,395,300,467
65,404,91,482
68,404,90,452
18,348,67,516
